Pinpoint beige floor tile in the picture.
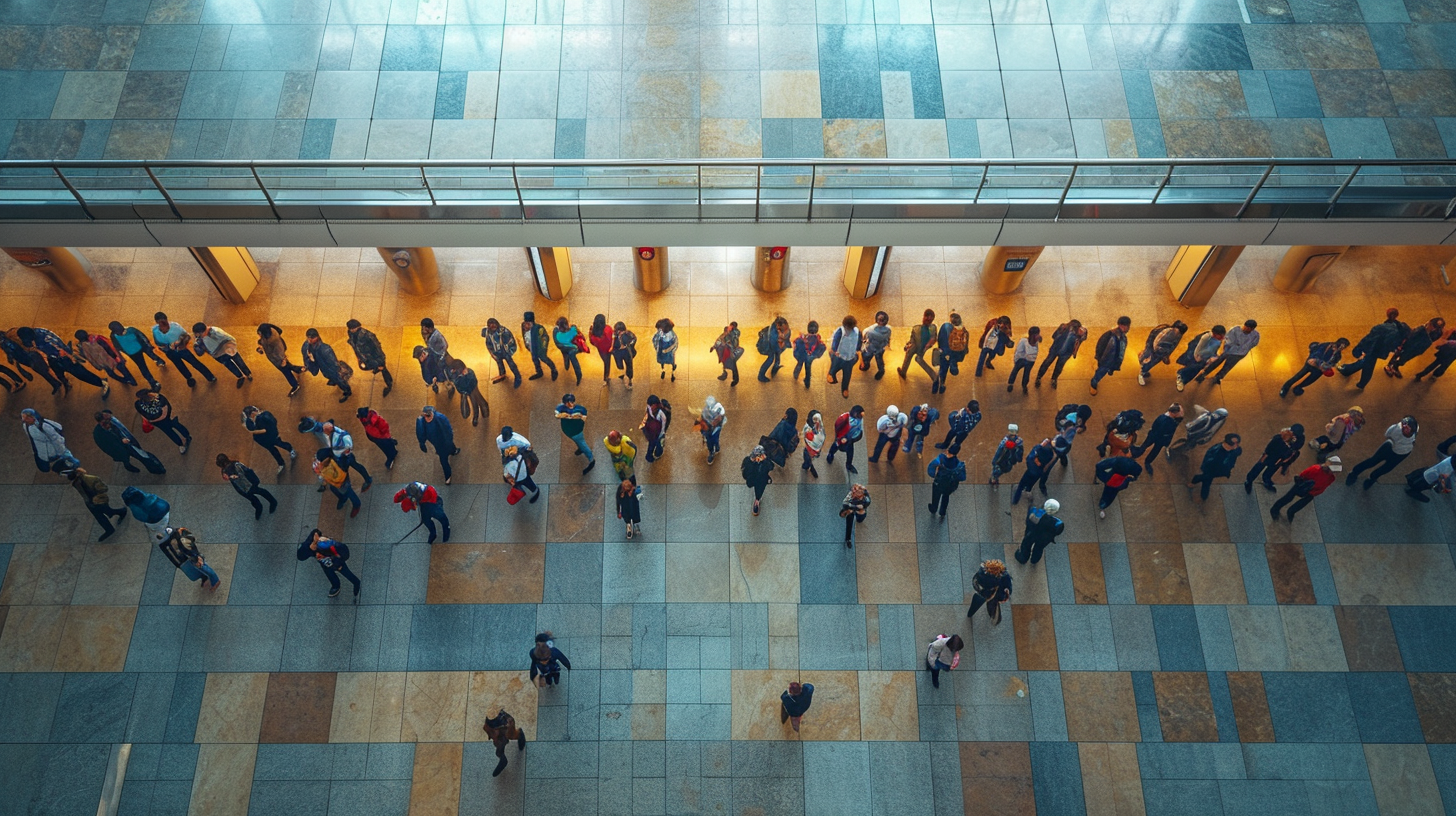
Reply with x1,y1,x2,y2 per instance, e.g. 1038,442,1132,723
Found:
168,542,236,605
1365,744,1444,816
402,671,471,742
465,670,539,741
426,543,544,604
858,670,917,740
856,542,921,605
1280,606,1349,672
1078,742,1146,816
731,669,798,741
189,744,257,816
69,543,152,606
632,704,666,739
796,670,861,741
0,605,67,672
669,542,730,603
730,543,800,603
410,742,463,816
371,672,407,742
53,605,136,672
195,672,270,743
1182,542,1246,605
330,672,378,743
1327,543,1456,605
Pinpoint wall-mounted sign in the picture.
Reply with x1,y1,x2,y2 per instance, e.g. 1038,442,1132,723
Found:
1004,258,1029,272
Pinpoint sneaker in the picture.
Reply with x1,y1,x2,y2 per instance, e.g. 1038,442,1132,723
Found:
529,372,543,381
1278,387,1288,398
1137,373,1146,386
706,453,715,465
289,449,297,459
1292,387,1305,396
1051,378,1058,389
1089,385,1098,395
528,491,539,503
235,377,245,389
328,588,341,598
288,384,301,397
1006,384,1013,393
1346,473,1357,486
583,460,595,475
443,528,450,542
362,480,373,492
350,505,360,517
1175,376,1185,392
874,371,884,380
1244,481,1252,494
276,464,285,475
846,465,858,474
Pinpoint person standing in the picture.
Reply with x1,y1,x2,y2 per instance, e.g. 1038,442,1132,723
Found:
791,321,826,389
19,326,111,397
1280,338,1349,398
1007,327,1040,394
21,408,71,473
1414,331,1456,381
780,681,814,732
216,454,277,519
926,445,966,520
1311,407,1365,463
967,559,1012,623
1244,426,1300,493
448,360,489,427
901,403,939,457
503,446,542,504
416,406,459,485
936,400,981,451
1404,455,1454,502
1012,438,1055,505
161,528,220,592
552,316,585,386
1131,404,1183,476
530,634,571,688
482,318,522,387
355,406,397,470
64,466,128,542
121,486,171,543
297,529,360,599
555,393,596,475
860,311,892,381
1174,325,1224,391
712,322,742,386
254,323,304,397
826,315,861,398
841,483,870,548
1386,317,1445,378
1271,458,1340,520
243,405,294,473
605,430,637,483
345,319,394,397
302,329,353,403
1197,319,1260,385
323,419,373,490
801,409,824,478
190,322,252,387
651,318,679,382
1015,499,1064,566
315,451,361,517
482,710,527,778
521,312,558,382
641,395,669,462
1347,416,1417,489
74,330,137,387
826,405,865,475
587,314,614,385
700,396,726,465
898,309,938,382
616,479,642,539
925,635,962,689
1095,455,1142,519
1089,316,1131,396
868,405,907,464
92,409,159,474
420,318,455,395
756,316,790,382
151,313,215,387
932,313,970,395
134,388,192,454
612,321,637,388
1188,433,1242,500
1339,308,1408,389
741,446,773,516
107,321,166,391
975,316,1011,377
395,481,450,543
989,425,1025,486
1036,320,1086,389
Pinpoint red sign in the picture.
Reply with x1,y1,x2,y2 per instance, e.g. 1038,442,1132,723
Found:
770,247,787,260
637,247,655,261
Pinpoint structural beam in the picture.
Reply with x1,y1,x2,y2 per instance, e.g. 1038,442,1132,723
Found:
378,247,440,296
842,247,890,299
1165,245,1244,307
1272,245,1348,293
980,246,1045,294
2,247,92,292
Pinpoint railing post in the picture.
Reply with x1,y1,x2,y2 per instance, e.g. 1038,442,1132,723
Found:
1150,164,1175,204
248,166,281,220
144,165,183,219
420,166,436,206
51,167,95,220
1234,165,1275,219
1325,165,1362,217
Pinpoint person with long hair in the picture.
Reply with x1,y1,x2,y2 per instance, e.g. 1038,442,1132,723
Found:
967,559,1012,623
588,314,614,384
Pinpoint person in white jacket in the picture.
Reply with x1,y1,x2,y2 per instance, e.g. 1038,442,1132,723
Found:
925,633,963,688
190,322,253,386
22,408,72,472
1007,327,1041,394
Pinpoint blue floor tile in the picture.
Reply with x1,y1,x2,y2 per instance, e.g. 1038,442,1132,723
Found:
124,606,190,673
328,779,411,816
818,25,884,119
1196,606,1238,671
1266,71,1323,117
1029,671,1068,740
804,742,870,816
366,743,416,780
1218,779,1310,816
380,26,444,71
0,673,63,742
51,673,135,743
1151,605,1205,671
164,673,206,744
1138,743,1247,779
407,604,475,670
473,604,538,670
798,605,867,670
876,25,945,118
1261,672,1360,743
730,604,769,669
544,542,604,604
1345,672,1423,743
1030,742,1086,816
202,606,288,672
632,604,668,670
1052,605,1117,670
1207,671,1239,743
1388,606,1456,671
254,744,336,780
799,540,858,604
248,780,329,816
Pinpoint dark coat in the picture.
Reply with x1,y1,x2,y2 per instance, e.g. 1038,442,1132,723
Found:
1199,444,1243,478
416,414,455,452
92,419,139,463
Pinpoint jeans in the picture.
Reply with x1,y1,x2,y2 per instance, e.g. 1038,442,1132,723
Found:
826,436,859,469
494,353,522,383
860,349,884,375
843,512,865,542
1008,359,1034,388
271,359,300,389
929,484,952,516
530,350,557,377
869,432,900,462
515,475,539,497
421,502,450,540
644,432,664,462
181,560,221,587
1348,442,1408,483
1037,353,1071,382
613,350,634,381
102,363,138,386
324,563,361,594
331,481,360,510
758,348,782,379
1338,355,1380,388
153,417,191,447
338,452,372,484
1133,440,1168,468
966,591,1001,619
596,350,612,381
214,351,252,379
1016,534,1051,565
567,432,594,462
1189,470,1222,499
52,357,104,387
975,347,996,376
828,356,855,390
1011,469,1047,504
801,448,817,472
123,350,164,388
1416,357,1454,379
560,348,582,382
238,485,278,515
1270,487,1313,518
901,433,929,455
791,356,814,383
938,430,968,450
253,436,294,466
1097,484,1126,509
427,444,455,480
1282,364,1324,394
1199,353,1245,382
900,348,934,378
926,658,952,687
1090,364,1117,388
162,347,215,383
1176,359,1208,383
703,427,721,456
364,434,397,467
86,502,127,536
1245,458,1286,488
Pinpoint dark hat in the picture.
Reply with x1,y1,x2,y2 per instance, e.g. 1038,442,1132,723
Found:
524,311,535,322
356,407,370,419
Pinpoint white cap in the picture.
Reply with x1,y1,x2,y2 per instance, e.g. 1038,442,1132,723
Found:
887,405,899,418
1326,455,1342,472
1007,423,1019,433
1042,499,1060,515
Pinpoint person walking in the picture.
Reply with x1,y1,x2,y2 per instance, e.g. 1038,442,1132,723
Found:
641,395,669,462
901,403,939,457
1097,409,1142,459
712,322,742,386
932,313,970,395
242,405,294,473
1036,319,1087,389
19,326,111,397
1089,316,1132,395
936,400,981,451
121,486,171,543
1339,308,1409,389
801,409,824,478
989,424,1024,486
482,318,522,387
699,396,726,465
92,409,161,474
22,408,72,474
1052,404,1093,470
315,451,361,517
841,483,870,548
826,315,860,398
151,312,215,387
448,360,489,427
741,446,773,516
756,316,790,382
74,329,137,387
521,312,558,382
898,309,938,382
763,408,799,469
345,319,394,397
587,315,615,385
355,406,397,470
826,405,865,475
395,480,450,543
503,445,542,505
860,311,892,381
1271,458,1340,520
1007,327,1040,394
552,316,586,386
1015,498,1064,565
1196,319,1260,385
190,322,252,387
780,681,813,732
64,466,128,542
322,419,373,489
927,445,967,520
1404,455,1454,502
298,529,360,599
1095,454,1142,518
605,430,637,483
302,329,353,402
1188,433,1242,500
1134,320,1187,387
611,321,637,388
482,710,527,777
0,351,25,393
925,635,962,689
1131,404,1183,476
1012,438,1055,505
555,393,596,474
161,527,220,592
1414,331,1456,381
975,316,1012,377
107,321,166,391
253,323,304,397
1347,416,1417,489
1311,407,1365,463
217,454,277,519
530,632,571,688
416,406,459,484
411,344,446,393
791,321,826,389
651,318,679,382
1244,425,1302,493
868,405,907,464
1385,317,1445,378
3,327,56,392
420,318,455,396
1280,337,1349,398
1174,325,1225,391
134,388,191,455
616,479,642,539
967,559,1012,623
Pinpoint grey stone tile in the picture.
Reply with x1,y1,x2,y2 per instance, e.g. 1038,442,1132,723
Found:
373,70,439,119
666,638,700,670
281,602,357,671
1241,743,1370,780
125,672,176,743
0,673,63,742
1302,780,1379,816
730,604,769,669
1100,542,1137,604
124,605,190,671
1236,542,1277,604
665,704,730,740
349,602,383,670
1345,672,1423,744
202,605,288,671
1152,604,1205,671
799,540,858,604
255,744,336,780
804,742,870,816
1196,605,1238,671
1028,669,1069,741
1228,605,1289,671
164,673,206,743
1138,742,1248,779
666,604,731,637
1109,602,1160,671
917,538,964,604
378,604,412,671
954,670,1033,741
1207,670,1239,743
1262,672,1360,743
1053,604,1118,670
876,604,919,671
408,605,475,670
798,605,867,670
603,541,666,603
1029,742,1085,815
731,741,803,777
632,604,667,670
221,24,325,70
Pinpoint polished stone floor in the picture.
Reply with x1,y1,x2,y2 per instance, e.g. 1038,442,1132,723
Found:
2,0,1456,159
1,244,1456,815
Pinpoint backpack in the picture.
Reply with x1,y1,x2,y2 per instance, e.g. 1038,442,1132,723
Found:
1113,409,1145,434
1176,331,1209,365
659,398,672,432
318,458,347,488
1095,330,1116,361
523,448,540,475
947,325,969,353
756,325,772,354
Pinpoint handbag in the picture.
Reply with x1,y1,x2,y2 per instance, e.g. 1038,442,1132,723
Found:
507,485,526,505
141,419,154,433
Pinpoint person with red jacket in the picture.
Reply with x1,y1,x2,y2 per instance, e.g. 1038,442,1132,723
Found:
1270,457,1340,522
356,406,397,470
394,480,449,543
825,405,866,475
587,314,615,385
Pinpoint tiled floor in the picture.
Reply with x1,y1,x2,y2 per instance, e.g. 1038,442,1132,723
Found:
3,243,1456,814
3,0,1456,159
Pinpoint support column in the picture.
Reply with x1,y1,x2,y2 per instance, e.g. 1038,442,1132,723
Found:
842,247,890,299
2,247,92,293
377,247,440,296
1164,245,1244,307
189,247,260,303
526,247,573,301
980,246,1045,294
633,247,669,292
1272,245,1348,294
751,246,791,292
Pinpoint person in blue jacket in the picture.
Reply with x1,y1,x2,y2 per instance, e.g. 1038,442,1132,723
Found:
530,632,572,688
415,405,459,484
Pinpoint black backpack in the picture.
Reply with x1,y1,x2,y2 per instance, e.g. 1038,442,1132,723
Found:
659,398,673,432
756,325,772,354
523,448,540,475
1113,409,1145,434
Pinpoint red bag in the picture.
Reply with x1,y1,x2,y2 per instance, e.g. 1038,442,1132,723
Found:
1106,473,1127,488
141,419,154,433
573,334,589,354
507,485,526,505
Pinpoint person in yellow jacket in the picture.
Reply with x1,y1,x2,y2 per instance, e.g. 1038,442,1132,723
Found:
604,430,637,483
314,450,360,517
